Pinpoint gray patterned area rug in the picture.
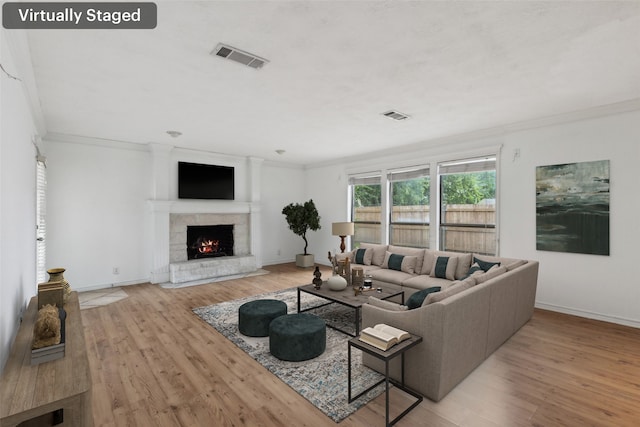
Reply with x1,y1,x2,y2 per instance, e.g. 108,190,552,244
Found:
193,288,385,423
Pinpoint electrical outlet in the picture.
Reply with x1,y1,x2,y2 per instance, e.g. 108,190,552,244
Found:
112,267,119,275
277,249,281,256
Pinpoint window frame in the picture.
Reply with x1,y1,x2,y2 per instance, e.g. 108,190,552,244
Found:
349,174,383,247
387,166,431,248
437,156,498,255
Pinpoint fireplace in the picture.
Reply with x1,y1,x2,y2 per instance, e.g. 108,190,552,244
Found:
186,225,234,260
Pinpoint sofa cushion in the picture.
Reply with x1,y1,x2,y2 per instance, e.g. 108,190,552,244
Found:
422,251,472,280
461,262,484,279
388,245,426,276
382,252,417,274
430,256,458,281
473,254,527,271
360,243,388,266
405,286,441,310
474,256,501,272
369,268,414,285
353,247,373,265
424,276,475,305
366,296,408,311
402,274,452,290
474,265,508,284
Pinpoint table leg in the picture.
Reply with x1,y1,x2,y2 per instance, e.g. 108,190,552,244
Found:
355,306,361,336
347,342,352,402
297,287,301,313
385,359,390,427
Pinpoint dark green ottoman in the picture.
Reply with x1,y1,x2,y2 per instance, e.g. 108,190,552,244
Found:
238,299,288,337
269,313,326,361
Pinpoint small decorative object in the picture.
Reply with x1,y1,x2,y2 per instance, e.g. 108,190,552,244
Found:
353,286,363,296
327,275,347,291
363,274,373,289
32,304,61,349
47,267,71,303
351,266,364,288
337,257,351,285
312,266,323,289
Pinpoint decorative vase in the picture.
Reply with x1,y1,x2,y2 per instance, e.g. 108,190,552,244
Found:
47,268,71,303
327,275,347,291
312,266,323,289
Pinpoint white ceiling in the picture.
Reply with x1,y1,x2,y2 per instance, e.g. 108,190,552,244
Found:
25,1,640,166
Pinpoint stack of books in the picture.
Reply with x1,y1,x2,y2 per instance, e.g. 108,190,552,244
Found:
38,280,64,309
359,324,410,351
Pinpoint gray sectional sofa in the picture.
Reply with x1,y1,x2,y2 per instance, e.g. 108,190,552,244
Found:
339,243,539,402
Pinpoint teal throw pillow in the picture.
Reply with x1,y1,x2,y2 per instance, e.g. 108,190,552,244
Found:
462,263,483,279
388,254,405,271
405,287,442,310
433,256,450,279
355,248,367,265
474,257,501,272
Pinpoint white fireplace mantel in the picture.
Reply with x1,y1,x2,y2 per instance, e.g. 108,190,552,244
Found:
149,199,258,214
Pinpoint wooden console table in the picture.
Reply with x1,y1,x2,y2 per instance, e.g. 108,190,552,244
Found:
0,292,92,427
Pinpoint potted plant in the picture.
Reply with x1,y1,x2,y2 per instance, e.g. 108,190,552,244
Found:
282,199,321,267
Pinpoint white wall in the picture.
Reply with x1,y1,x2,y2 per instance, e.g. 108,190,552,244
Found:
500,111,640,326
305,163,352,261
0,32,40,370
260,162,307,265
46,139,152,290
305,109,640,328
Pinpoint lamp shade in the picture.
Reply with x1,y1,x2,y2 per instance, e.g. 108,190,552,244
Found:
332,222,354,236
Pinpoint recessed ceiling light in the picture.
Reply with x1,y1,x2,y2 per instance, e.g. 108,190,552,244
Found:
275,149,286,155
166,130,182,138
382,110,411,121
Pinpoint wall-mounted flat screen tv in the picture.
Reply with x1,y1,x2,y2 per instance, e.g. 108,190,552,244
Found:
178,161,234,200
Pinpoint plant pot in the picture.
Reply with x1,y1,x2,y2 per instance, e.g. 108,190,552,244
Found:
296,254,315,268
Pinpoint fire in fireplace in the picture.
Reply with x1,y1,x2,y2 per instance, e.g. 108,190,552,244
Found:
186,225,234,260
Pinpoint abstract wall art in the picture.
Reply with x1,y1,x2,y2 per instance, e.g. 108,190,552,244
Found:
536,160,610,255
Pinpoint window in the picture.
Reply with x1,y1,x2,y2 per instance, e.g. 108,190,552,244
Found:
36,159,47,284
438,157,497,255
388,167,430,248
350,175,382,246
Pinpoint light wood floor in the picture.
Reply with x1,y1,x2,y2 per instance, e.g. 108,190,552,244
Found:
80,263,640,426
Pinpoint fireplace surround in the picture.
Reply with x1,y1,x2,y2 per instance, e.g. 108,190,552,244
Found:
148,200,260,284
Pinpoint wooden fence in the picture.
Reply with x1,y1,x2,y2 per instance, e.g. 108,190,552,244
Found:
353,204,496,254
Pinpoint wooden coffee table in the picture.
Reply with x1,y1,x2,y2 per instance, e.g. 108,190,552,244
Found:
297,283,404,336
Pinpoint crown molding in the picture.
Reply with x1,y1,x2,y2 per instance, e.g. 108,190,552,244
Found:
44,132,149,152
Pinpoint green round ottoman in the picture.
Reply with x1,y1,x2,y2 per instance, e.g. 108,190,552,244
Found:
238,299,288,337
269,313,326,362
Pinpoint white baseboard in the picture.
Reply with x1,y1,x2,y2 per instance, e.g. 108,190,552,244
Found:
535,301,640,329
74,278,149,292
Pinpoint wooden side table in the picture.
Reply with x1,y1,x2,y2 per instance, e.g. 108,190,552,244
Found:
348,334,423,426
0,292,92,427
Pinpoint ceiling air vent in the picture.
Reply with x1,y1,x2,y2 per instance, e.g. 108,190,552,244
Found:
212,43,269,70
382,110,411,121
